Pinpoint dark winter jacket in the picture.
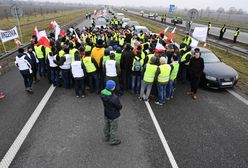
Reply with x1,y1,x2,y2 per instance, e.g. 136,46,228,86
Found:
189,57,204,78
100,89,122,120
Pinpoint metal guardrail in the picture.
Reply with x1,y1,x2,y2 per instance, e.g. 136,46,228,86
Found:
124,10,248,58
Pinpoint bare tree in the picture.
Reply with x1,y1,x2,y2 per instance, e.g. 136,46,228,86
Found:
228,7,237,14
216,7,225,14
237,8,244,15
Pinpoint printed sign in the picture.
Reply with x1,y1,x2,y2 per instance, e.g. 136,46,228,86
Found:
0,27,19,43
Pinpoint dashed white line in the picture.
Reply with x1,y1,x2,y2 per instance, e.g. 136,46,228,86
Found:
145,101,179,168
0,85,56,168
227,89,248,106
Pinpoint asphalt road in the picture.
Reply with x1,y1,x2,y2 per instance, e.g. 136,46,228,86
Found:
129,11,248,44
0,12,248,168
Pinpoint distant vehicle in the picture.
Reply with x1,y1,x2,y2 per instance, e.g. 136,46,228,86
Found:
140,11,144,16
148,13,155,18
97,16,109,22
116,13,125,20
122,18,131,23
124,21,140,28
196,47,238,89
171,17,183,24
134,26,150,34
95,17,107,28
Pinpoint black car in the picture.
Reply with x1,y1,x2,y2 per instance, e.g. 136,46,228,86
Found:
171,17,183,24
197,48,239,89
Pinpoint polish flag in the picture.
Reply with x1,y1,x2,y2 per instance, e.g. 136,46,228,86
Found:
74,29,81,43
37,30,50,48
154,40,165,54
157,26,170,38
166,27,176,44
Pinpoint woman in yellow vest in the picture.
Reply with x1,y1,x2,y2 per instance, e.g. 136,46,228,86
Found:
139,56,159,101
155,57,171,106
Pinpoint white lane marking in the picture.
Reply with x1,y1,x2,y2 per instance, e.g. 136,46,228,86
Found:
227,89,248,106
145,101,179,168
0,85,56,168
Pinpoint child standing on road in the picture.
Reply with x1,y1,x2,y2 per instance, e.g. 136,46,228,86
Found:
100,80,122,145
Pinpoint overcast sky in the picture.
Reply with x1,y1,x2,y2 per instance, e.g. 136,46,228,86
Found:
30,0,248,12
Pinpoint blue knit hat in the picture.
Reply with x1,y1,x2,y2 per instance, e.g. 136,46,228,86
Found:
106,80,116,90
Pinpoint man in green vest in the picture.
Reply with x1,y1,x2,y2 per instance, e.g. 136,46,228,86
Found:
233,27,240,43
155,57,171,105
139,56,159,101
167,55,180,99
69,42,80,62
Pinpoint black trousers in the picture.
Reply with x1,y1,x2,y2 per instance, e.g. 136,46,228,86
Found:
20,70,33,89
190,76,200,94
219,33,224,40
233,36,238,43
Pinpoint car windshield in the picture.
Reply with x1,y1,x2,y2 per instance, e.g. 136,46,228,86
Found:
136,27,149,33
200,51,221,63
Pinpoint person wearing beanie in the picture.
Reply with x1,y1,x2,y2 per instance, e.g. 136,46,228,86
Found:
167,54,180,100
155,57,171,106
15,48,33,93
139,56,159,101
25,46,39,83
100,80,122,145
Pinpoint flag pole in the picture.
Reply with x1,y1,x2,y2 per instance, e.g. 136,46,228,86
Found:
1,42,7,53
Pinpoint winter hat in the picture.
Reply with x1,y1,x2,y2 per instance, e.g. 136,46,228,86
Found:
106,80,116,91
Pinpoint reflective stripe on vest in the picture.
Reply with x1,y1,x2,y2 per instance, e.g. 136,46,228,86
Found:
34,46,44,59
143,64,158,83
83,57,96,73
180,51,192,66
158,64,171,83
71,61,84,78
170,62,179,81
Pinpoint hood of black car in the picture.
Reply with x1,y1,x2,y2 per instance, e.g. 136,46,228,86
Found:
204,62,238,78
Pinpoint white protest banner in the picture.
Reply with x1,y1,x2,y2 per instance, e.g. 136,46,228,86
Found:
190,37,199,48
0,26,19,43
192,27,208,42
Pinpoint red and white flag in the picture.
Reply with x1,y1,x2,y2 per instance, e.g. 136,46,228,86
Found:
37,30,50,48
154,40,165,54
166,27,176,44
157,26,170,38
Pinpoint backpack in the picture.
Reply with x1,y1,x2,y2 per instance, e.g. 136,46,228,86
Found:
134,58,141,72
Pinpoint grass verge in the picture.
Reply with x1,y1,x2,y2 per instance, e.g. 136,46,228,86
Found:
125,13,248,94
0,9,91,53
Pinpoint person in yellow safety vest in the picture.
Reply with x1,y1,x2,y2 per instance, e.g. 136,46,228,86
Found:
155,57,171,105
139,56,159,101
233,27,240,43
167,55,180,99
114,19,119,28
83,51,99,93
69,42,79,62
147,48,154,63
100,49,110,69
183,33,192,46
92,35,97,44
91,18,95,27
207,22,211,34
115,47,122,64
180,45,192,82
219,24,226,40
34,44,46,77
138,31,145,43
118,35,125,47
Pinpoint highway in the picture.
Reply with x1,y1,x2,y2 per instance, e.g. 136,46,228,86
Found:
128,10,248,44
0,13,248,168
